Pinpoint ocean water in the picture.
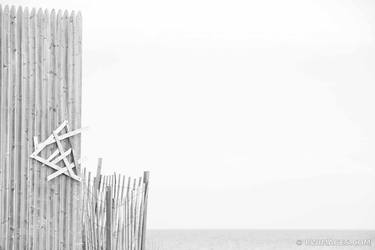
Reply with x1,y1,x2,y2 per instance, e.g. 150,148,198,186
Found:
146,230,375,250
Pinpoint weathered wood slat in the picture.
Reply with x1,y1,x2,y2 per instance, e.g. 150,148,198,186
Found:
29,8,38,249
19,7,28,249
49,9,57,250
0,6,9,248
0,4,3,244
9,6,17,249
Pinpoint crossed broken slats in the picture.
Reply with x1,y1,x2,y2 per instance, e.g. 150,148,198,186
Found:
30,121,85,182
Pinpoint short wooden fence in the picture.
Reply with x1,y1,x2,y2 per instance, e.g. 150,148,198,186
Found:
82,160,150,250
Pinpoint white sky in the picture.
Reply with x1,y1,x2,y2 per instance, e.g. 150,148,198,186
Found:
5,0,375,229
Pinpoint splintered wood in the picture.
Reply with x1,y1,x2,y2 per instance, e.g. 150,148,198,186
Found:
82,165,150,250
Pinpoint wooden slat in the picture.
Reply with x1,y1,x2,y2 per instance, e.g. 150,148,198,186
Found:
0,4,3,244
35,8,43,250
141,171,150,250
2,5,8,246
67,11,75,249
105,186,112,250
9,6,17,249
49,9,58,250
23,7,32,248
0,6,9,248
19,6,28,249
30,7,38,250
56,9,64,250
43,9,51,249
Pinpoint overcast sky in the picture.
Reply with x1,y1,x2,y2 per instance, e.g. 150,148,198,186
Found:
5,0,375,229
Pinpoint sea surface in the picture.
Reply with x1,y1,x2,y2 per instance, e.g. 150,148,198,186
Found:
146,230,375,250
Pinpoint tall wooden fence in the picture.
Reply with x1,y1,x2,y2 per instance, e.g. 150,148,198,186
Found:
82,164,150,250
0,5,83,250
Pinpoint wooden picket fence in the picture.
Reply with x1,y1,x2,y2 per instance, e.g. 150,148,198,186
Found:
82,160,150,250
0,5,83,250
0,5,150,250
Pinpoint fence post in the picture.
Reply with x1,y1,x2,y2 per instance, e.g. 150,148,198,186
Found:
94,158,102,212
94,158,103,248
105,186,112,250
94,158,102,193
141,171,150,250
